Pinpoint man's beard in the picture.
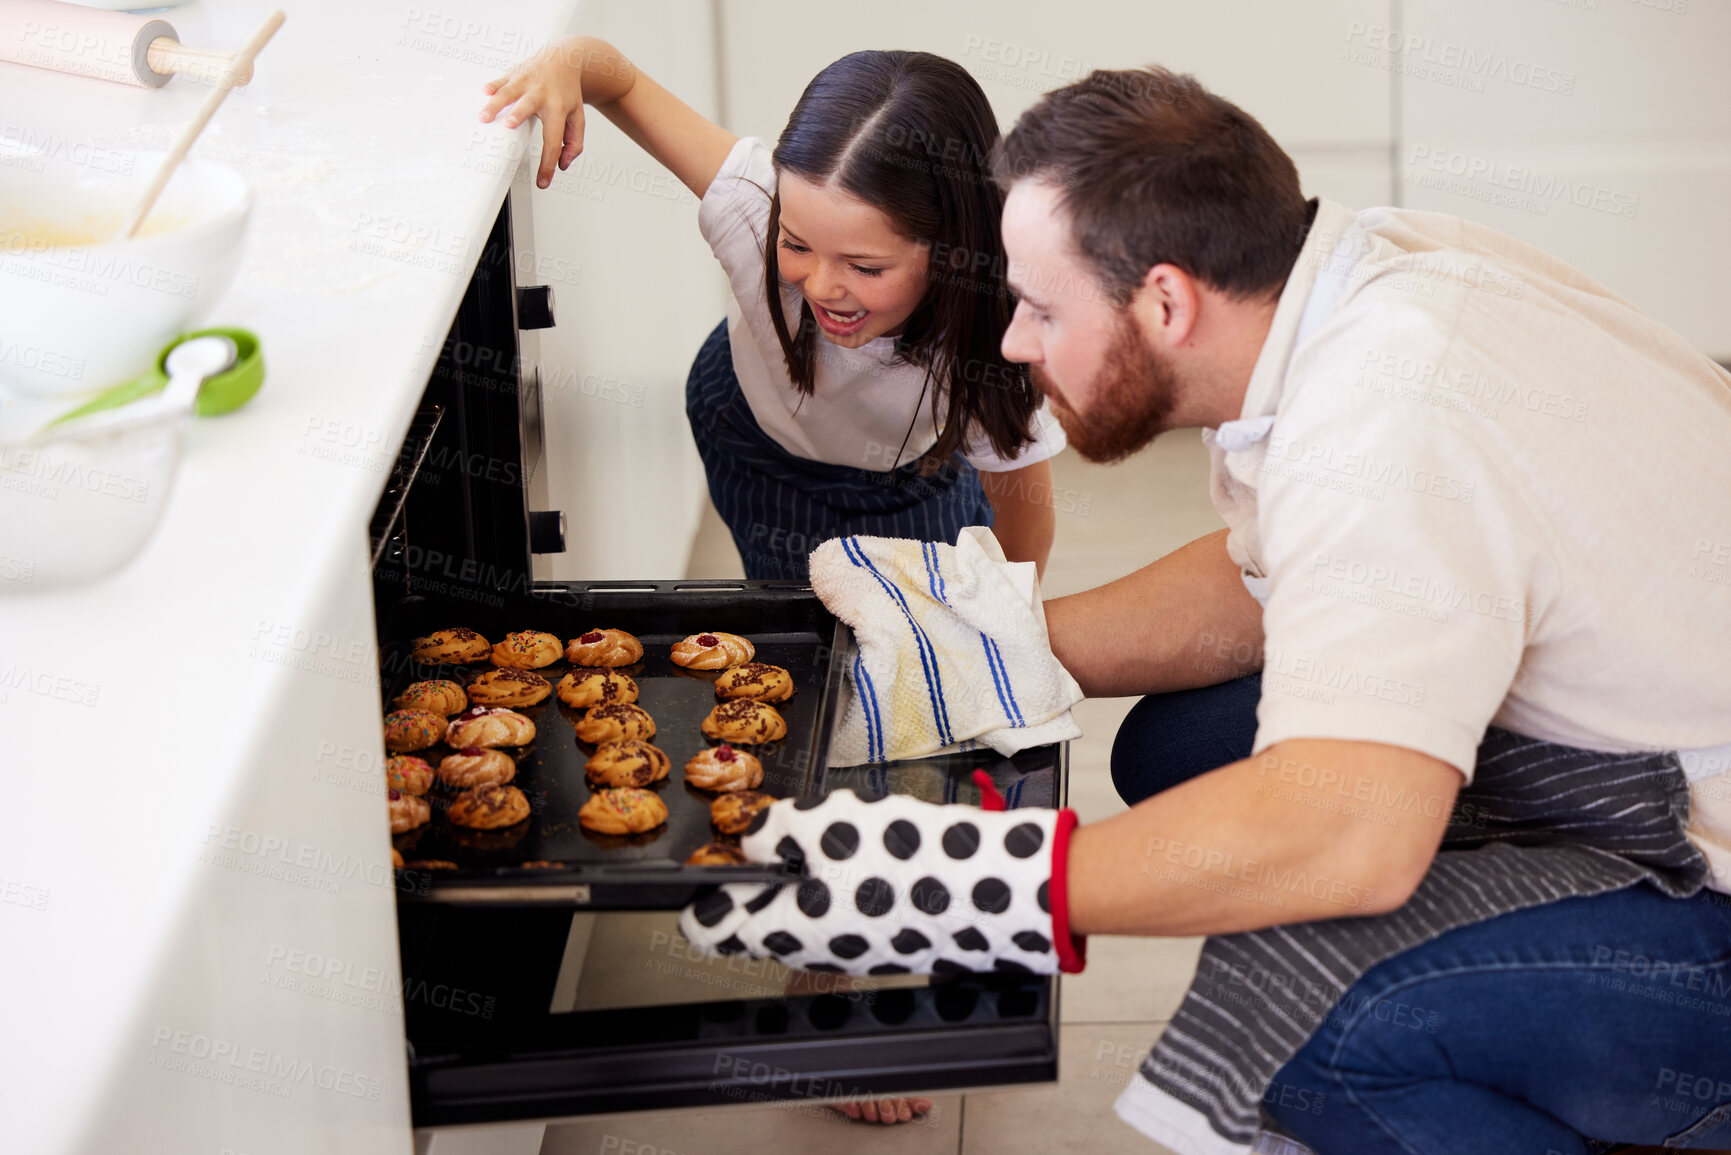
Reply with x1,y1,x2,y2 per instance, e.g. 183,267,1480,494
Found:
1032,311,1176,464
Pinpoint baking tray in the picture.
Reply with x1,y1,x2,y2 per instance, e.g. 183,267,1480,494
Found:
378,582,835,906
378,580,1065,908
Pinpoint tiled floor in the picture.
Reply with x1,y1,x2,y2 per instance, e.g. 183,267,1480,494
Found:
542,435,1223,1155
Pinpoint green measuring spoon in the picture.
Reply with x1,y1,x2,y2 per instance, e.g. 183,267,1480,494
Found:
42,326,265,429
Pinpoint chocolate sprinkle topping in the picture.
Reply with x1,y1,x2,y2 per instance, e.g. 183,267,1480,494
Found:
481,669,548,687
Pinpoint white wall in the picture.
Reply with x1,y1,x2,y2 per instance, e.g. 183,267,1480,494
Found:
1399,0,1731,356
718,0,1729,356
536,0,1729,580
715,1,1399,253
526,0,725,581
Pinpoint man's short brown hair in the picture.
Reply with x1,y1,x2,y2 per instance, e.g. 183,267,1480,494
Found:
995,67,1309,305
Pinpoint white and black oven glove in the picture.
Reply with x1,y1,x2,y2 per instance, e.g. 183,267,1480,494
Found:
678,774,1086,976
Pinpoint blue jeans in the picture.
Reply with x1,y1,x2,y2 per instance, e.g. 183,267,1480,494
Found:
1112,675,1731,1154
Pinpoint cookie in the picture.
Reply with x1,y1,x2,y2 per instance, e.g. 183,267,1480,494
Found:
565,628,644,667
684,743,764,792
713,662,794,703
574,702,656,744
585,739,672,788
556,667,640,709
446,706,537,748
388,788,430,833
385,755,434,796
491,630,562,668
700,699,787,743
394,679,468,715
384,710,447,753
670,631,755,670
391,847,404,869
709,790,775,835
447,784,531,829
686,842,748,866
405,859,458,870
466,668,552,708
437,747,517,789
411,628,490,664
579,787,669,835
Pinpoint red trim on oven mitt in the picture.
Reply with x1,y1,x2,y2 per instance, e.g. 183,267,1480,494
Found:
972,769,1007,811
973,770,1086,972
1050,808,1087,973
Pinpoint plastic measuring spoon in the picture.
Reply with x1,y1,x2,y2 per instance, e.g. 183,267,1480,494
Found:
32,335,237,444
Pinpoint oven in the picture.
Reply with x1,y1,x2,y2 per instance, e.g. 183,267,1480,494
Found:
369,192,1067,1132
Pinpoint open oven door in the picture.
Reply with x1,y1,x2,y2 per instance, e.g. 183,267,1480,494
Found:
374,198,1066,1133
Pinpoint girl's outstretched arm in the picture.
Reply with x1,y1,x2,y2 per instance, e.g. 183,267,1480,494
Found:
480,35,737,199
980,459,1056,578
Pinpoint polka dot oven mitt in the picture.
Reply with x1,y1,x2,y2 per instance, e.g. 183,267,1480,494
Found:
678,783,1086,976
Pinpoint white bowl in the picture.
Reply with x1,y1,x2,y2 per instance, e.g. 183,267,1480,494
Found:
0,148,251,397
0,390,186,591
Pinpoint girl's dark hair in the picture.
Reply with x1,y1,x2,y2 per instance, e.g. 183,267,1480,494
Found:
765,50,1036,471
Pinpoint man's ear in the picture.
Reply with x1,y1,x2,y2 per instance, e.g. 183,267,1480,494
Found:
1128,262,1200,349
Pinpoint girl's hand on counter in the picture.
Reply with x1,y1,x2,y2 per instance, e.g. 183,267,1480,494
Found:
477,35,735,201
480,35,633,190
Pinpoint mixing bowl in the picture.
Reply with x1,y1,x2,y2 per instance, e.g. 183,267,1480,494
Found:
0,388,185,591
0,146,251,396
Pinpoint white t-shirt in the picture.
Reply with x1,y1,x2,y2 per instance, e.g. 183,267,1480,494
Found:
696,136,1065,473
1210,198,1731,890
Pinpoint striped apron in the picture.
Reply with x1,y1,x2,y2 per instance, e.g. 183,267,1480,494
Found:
685,319,994,581
1133,727,1711,1152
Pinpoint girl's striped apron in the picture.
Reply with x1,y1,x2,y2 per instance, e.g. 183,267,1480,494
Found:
685,320,994,581
1131,727,1711,1152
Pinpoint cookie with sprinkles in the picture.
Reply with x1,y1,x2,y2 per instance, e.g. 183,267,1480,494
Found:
557,667,640,709
490,630,563,669
411,628,490,664
700,699,787,743
448,784,531,829
579,787,670,835
575,702,657,744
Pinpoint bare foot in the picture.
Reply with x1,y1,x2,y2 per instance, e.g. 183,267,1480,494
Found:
829,1098,934,1125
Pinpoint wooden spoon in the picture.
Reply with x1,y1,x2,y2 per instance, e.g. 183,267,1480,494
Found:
121,9,286,240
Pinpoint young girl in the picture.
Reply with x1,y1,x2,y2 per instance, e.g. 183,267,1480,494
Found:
481,39,1063,581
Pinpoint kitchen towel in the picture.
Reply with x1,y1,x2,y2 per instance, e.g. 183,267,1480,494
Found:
808,526,1084,766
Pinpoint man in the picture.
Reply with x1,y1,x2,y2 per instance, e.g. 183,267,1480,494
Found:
683,66,1731,1155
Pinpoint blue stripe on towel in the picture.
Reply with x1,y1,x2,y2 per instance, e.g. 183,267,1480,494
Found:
979,634,1027,728
921,541,949,605
853,651,884,763
980,632,1016,727
988,636,1026,727
842,536,955,747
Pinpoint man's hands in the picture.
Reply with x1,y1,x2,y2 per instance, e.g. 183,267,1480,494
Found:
678,789,1084,976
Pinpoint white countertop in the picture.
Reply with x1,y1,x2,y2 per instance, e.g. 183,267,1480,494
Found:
0,1,574,1149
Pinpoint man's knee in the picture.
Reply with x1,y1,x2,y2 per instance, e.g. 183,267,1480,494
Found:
1110,693,1215,804
1109,678,1260,805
